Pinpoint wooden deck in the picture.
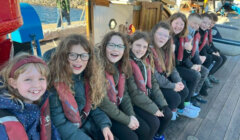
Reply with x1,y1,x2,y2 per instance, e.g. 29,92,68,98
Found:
165,55,240,140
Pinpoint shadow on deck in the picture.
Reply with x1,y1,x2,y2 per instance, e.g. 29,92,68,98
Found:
165,55,240,140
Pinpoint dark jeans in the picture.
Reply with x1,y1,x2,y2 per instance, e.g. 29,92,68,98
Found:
177,66,201,102
195,66,209,93
202,53,224,75
57,8,71,27
134,106,160,140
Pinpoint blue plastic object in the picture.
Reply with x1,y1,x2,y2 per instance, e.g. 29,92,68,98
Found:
11,3,43,56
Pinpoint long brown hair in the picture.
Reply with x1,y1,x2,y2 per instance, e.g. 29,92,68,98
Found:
99,31,132,78
151,21,175,75
48,34,105,106
168,12,188,37
129,31,155,72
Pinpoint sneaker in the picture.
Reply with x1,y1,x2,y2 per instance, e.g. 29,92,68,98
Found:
177,108,199,119
191,98,201,108
171,111,178,121
209,75,220,84
195,96,207,104
153,135,165,140
205,78,213,88
185,102,201,112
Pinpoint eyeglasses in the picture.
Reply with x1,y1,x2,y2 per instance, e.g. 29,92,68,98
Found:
156,32,171,39
107,43,125,50
68,52,90,61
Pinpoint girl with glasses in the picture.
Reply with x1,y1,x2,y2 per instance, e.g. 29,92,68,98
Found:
98,31,156,140
48,34,114,140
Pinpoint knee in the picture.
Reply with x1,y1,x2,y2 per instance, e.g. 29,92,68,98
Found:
192,71,201,81
163,107,173,120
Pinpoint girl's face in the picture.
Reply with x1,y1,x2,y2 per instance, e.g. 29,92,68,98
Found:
68,44,89,75
131,38,148,59
200,17,211,31
154,27,170,48
171,17,185,34
9,65,47,103
106,35,125,63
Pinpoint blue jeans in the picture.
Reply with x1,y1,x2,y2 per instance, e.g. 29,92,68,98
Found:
57,8,71,27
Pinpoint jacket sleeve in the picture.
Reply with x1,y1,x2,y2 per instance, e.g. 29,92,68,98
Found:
90,107,112,130
127,76,159,115
49,89,91,140
154,71,175,89
169,68,182,83
120,85,136,117
99,95,131,126
150,74,168,109
0,124,8,140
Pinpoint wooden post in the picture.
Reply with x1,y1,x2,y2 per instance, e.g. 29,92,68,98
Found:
85,0,90,40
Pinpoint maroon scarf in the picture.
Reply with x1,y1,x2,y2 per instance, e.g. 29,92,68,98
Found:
199,31,209,52
106,70,125,105
130,59,152,95
54,81,91,127
191,32,201,57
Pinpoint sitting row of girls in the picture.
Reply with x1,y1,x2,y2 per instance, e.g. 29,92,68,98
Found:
0,11,226,140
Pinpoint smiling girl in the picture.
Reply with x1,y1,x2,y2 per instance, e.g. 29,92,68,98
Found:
0,53,60,140
48,34,113,140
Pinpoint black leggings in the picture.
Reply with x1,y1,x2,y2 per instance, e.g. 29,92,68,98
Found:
161,88,181,110
134,106,160,140
157,106,172,135
177,66,201,102
111,119,138,140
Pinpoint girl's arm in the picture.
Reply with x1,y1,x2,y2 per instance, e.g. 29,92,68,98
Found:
119,83,136,117
49,90,91,140
169,68,182,83
154,71,175,89
99,95,132,126
150,74,168,109
90,107,112,131
127,76,159,115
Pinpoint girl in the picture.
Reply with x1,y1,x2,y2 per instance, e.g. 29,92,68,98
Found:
48,34,113,140
0,53,60,140
127,31,172,140
169,12,203,115
98,31,159,140
150,21,194,119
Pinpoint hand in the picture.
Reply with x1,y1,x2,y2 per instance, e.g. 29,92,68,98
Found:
102,127,114,140
176,82,184,91
184,39,193,51
128,116,139,130
213,52,220,56
200,56,206,63
197,65,201,71
191,64,199,71
154,110,164,117
174,83,183,92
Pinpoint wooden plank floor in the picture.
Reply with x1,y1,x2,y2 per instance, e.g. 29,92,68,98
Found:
165,55,240,140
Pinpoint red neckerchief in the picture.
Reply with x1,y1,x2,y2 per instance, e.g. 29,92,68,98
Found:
54,81,91,127
130,58,152,95
199,31,208,52
106,69,125,105
192,32,201,57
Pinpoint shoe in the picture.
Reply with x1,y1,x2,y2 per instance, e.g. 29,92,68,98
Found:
185,101,201,112
209,75,220,84
177,107,199,118
195,96,207,104
205,78,213,88
153,135,165,140
171,111,178,121
191,98,201,108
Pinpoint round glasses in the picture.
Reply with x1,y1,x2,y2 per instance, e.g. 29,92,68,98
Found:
107,43,126,50
68,52,90,61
